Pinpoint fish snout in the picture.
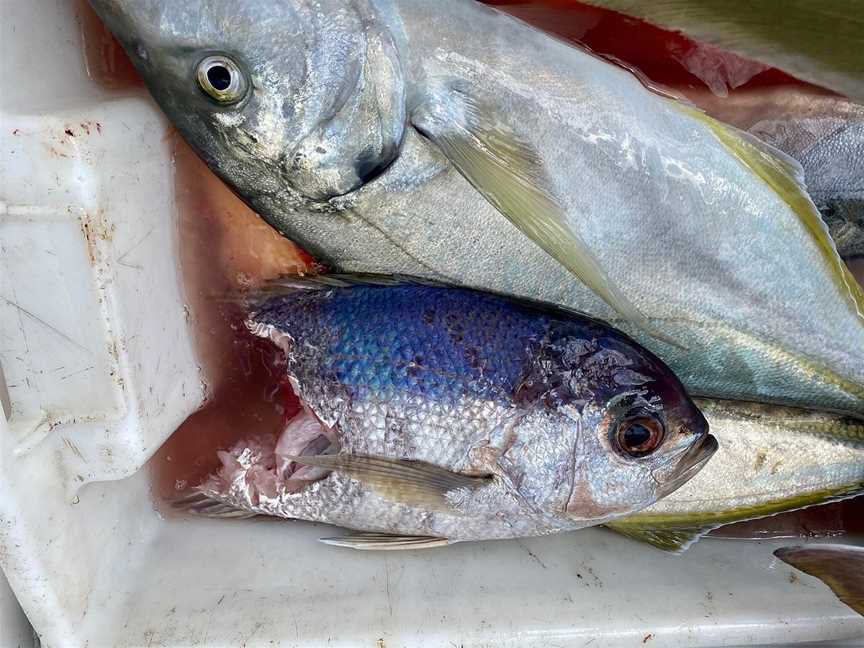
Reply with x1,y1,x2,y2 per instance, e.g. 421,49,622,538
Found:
681,404,710,442
655,432,718,498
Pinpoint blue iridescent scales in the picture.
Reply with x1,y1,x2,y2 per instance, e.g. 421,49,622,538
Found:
253,283,540,405
250,282,640,409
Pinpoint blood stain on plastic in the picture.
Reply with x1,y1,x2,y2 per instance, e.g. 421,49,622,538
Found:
149,136,313,501
74,0,142,90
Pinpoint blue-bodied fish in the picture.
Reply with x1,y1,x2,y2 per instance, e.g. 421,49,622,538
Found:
178,276,715,548
88,0,864,416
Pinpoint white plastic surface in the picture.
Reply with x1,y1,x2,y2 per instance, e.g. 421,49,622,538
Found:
0,569,33,648
0,1,862,647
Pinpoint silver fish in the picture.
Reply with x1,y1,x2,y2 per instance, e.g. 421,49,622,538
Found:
694,88,864,260
178,276,715,548
608,399,864,552
89,0,864,416
750,117,864,261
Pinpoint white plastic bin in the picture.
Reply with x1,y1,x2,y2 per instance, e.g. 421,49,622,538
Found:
1,568,33,648
1,1,862,647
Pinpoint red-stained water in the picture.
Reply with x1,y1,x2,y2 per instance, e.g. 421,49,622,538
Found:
485,0,809,98
77,0,862,538
74,0,141,90
150,137,311,500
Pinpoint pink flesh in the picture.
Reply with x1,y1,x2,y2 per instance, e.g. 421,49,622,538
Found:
274,408,337,482
209,409,337,499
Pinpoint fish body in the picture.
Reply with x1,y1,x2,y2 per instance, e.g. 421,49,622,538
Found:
89,0,864,416
192,277,713,545
694,89,864,260
610,399,864,552
687,88,864,260
750,115,864,260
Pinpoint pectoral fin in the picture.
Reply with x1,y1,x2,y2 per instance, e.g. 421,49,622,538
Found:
319,531,450,550
412,84,681,348
605,520,720,553
286,454,492,510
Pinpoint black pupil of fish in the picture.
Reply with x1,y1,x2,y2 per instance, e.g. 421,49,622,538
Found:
623,423,652,450
207,65,232,91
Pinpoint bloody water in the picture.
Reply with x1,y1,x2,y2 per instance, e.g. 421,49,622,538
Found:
77,0,863,536
484,0,810,97
74,0,141,90
151,137,313,500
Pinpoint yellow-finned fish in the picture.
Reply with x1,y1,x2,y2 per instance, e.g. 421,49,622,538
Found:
610,399,864,552
89,0,864,416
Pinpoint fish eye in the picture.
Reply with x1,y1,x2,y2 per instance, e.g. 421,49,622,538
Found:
614,415,664,458
196,55,247,104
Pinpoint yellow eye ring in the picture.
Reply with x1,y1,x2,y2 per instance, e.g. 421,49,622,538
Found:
196,55,247,104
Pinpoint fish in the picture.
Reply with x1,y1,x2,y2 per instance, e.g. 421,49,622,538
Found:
88,0,864,417
683,87,864,260
774,544,864,617
578,0,864,103
749,116,864,262
176,275,715,549
608,399,864,552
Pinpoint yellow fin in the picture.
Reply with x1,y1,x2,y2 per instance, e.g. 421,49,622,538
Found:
775,545,864,616
413,84,684,349
287,453,492,510
610,481,864,553
605,520,718,553
686,106,864,322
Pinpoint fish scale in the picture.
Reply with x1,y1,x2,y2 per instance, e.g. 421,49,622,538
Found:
272,284,541,410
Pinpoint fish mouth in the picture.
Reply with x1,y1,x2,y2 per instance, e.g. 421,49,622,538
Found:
655,433,718,498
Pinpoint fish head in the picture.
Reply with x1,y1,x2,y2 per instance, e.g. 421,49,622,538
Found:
88,0,406,205
511,324,716,525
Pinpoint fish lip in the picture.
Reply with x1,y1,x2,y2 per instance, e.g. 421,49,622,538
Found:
655,433,718,497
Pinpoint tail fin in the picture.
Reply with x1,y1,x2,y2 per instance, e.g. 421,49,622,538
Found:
775,544,864,616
